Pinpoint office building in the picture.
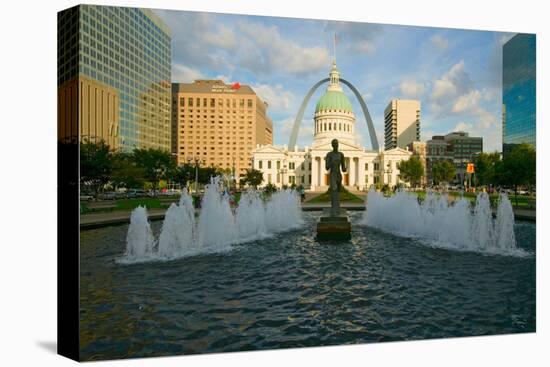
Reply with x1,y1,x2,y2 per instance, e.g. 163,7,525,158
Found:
58,5,171,151
172,80,273,177
426,131,482,184
384,99,420,150
407,141,427,186
502,33,536,155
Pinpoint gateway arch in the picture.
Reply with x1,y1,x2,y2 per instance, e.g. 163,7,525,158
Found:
288,78,379,151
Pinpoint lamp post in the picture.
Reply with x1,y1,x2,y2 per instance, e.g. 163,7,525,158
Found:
187,156,202,194
232,155,236,190
278,166,288,188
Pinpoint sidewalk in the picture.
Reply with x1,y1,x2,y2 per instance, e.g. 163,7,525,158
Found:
301,202,366,211
80,208,167,230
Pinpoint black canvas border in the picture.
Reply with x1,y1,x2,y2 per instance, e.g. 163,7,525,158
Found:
57,4,81,362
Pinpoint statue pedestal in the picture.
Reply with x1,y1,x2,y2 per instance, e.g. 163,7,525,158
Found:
316,208,351,241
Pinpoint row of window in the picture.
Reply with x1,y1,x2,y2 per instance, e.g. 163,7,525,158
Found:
177,97,254,108
315,121,352,133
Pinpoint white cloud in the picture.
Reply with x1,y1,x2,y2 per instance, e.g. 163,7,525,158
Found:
399,80,426,98
237,21,330,75
425,60,501,151
452,90,482,113
172,64,205,82
324,21,382,56
251,83,295,114
430,34,449,50
276,116,312,146
431,60,470,101
353,40,376,54
202,24,237,48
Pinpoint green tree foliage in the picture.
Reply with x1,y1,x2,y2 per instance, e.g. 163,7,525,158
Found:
473,152,501,186
110,151,145,189
432,161,456,186
240,168,264,188
496,144,536,202
198,166,221,184
397,156,424,187
132,148,176,191
263,183,278,196
80,139,113,195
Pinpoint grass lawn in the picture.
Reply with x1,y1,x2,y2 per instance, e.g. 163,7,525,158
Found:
81,196,180,213
306,190,364,204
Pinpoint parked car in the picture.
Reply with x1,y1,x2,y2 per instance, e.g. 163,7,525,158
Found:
127,189,148,198
98,191,117,200
79,194,94,201
115,191,127,199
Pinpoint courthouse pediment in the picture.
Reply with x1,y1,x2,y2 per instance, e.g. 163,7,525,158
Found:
252,145,286,154
311,140,363,152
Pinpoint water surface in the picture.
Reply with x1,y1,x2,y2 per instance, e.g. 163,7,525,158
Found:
79,212,535,360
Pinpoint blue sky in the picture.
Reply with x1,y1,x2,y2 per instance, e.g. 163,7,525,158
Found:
153,8,514,152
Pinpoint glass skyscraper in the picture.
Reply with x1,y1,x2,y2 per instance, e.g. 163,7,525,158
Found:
58,5,171,151
502,33,536,155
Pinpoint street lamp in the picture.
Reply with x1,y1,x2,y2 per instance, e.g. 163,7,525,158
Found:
187,155,202,194
232,155,236,190
278,165,288,187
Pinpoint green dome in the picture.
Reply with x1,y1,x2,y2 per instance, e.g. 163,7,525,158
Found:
315,90,353,113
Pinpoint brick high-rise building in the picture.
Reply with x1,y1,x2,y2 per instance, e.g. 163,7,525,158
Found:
172,80,273,178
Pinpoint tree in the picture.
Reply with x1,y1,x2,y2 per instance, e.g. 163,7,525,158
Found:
473,152,501,186
80,139,113,196
172,164,194,189
240,168,264,188
110,151,145,189
198,166,221,185
432,161,456,187
496,143,535,204
263,183,278,196
397,156,424,188
132,148,176,191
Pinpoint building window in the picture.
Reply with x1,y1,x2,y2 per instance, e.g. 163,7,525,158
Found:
365,163,368,170
277,174,280,183
268,174,272,183
258,160,263,169
268,161,272,169
374,176,380,184
365,175,369,184
188,98,193,107
374,163,380,171
289,176,295,184
277,161,280,169
179,97,185,106
247,99,253,108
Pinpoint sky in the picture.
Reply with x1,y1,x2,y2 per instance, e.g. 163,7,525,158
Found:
153,8,515,152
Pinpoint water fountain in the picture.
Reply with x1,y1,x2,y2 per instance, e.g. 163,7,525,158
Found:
361,189,523,256
121,178,303,263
